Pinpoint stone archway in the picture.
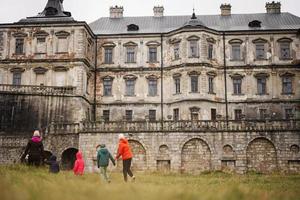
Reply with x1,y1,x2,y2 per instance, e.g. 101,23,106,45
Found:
128,140,147,171
246,138,278,173
61,148,78,170
181,138,211,173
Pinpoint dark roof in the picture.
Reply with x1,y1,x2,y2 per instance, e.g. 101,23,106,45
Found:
89,12,300,35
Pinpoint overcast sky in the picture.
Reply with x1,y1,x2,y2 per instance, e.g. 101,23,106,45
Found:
0,0,299,24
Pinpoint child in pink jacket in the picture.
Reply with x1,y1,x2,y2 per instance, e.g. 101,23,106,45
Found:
73,151,85,175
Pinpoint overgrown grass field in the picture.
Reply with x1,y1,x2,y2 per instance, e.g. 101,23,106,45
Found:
1,165,300,200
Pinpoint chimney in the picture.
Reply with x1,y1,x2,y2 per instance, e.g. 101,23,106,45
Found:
220,4,231,16
110,6,124,18
266,1,281,14
153,6,164,17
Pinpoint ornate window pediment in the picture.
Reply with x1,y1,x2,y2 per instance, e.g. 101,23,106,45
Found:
254,72,270,78
146,74,159,80
12,32,28,38
146,41,161,47
33,31,49,38
123,74,137,80
252,38,268,43
279,72,295,77
229,39,243,44
10,67,25,73
230,73,244,79
102,42,116,48
207,71,217,77
188,71,200,76
102,75,114,80
169,38,181,44
277,37,293,43
187,35,200,41
172,73,182,78
55,31,70,38
123,41,138,47
53,66,69,72
189,107,200,112
206,37,216,44
33,67,48,74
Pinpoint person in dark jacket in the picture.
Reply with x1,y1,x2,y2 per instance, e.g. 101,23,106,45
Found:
45,155,60,173
22,130,44,166
97,144,115,182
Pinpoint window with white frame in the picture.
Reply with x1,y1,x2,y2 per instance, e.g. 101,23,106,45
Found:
189,40,199,58
147,77,158,96
278,38,292,60
104,48,113,64
124,75,137,96
174,43,180,60
126,47,136,63
103,77,113,96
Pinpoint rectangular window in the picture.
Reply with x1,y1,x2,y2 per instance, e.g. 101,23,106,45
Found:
257,77,266,95
190,76,198,93
57,37,68,53
103,110,110,122
125,110,133,121
103,79,112,96
125,79,135,96
232,44,241,60
174,77,181,94
104,48,113,64
36,37,46,53
282,77,292,94
234,109,242,120
211,109,216,121
12,72,22,85
126,47,135,63
173,108,179,121
149,110,156,121
15,38,24,54
148,79,157,96
285,108,293,119
280,42,291,59
233,79,242,95
255,43,265,59
208,77,214,93
174,43,180,60
208,44,213,59
149,47,157,62
259,109,267,120
189,40,198,57
55,71,66,86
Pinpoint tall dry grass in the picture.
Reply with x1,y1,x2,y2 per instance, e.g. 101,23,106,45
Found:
0,165,300,200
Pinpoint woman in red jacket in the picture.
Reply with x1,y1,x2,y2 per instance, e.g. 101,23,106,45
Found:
116,134,135,182
73,151,85,175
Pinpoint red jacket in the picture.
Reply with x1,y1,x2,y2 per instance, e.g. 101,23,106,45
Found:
73,151,85,175
116,138,133,160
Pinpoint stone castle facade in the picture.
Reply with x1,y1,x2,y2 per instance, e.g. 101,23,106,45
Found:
0,0,299,173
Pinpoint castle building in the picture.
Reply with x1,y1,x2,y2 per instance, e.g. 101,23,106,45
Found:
0,0,299,173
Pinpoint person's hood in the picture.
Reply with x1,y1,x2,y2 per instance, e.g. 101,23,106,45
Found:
119,138,128,144
76,151,82,160
49,155,57,161
99,147,108,155
31,136,42,143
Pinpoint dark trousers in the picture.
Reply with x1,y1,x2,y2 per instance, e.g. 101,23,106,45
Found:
28,155,41,167
122,158,134,182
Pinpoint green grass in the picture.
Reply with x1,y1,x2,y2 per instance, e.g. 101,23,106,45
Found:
1,165,300,200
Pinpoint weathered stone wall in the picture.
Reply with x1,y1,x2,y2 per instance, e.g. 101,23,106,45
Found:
79,131,300,174
0,94,91,132
0,135,28,164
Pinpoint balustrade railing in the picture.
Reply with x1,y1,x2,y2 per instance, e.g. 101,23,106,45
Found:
0,84,76,95
77,119,299,133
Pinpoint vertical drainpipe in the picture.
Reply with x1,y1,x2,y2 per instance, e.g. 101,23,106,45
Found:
93,36,98,121
160,34,164,130
223,32,229,126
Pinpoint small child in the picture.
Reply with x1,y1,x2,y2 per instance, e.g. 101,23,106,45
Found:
73,151,85,175
97,144,115,182
45,155,60,173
